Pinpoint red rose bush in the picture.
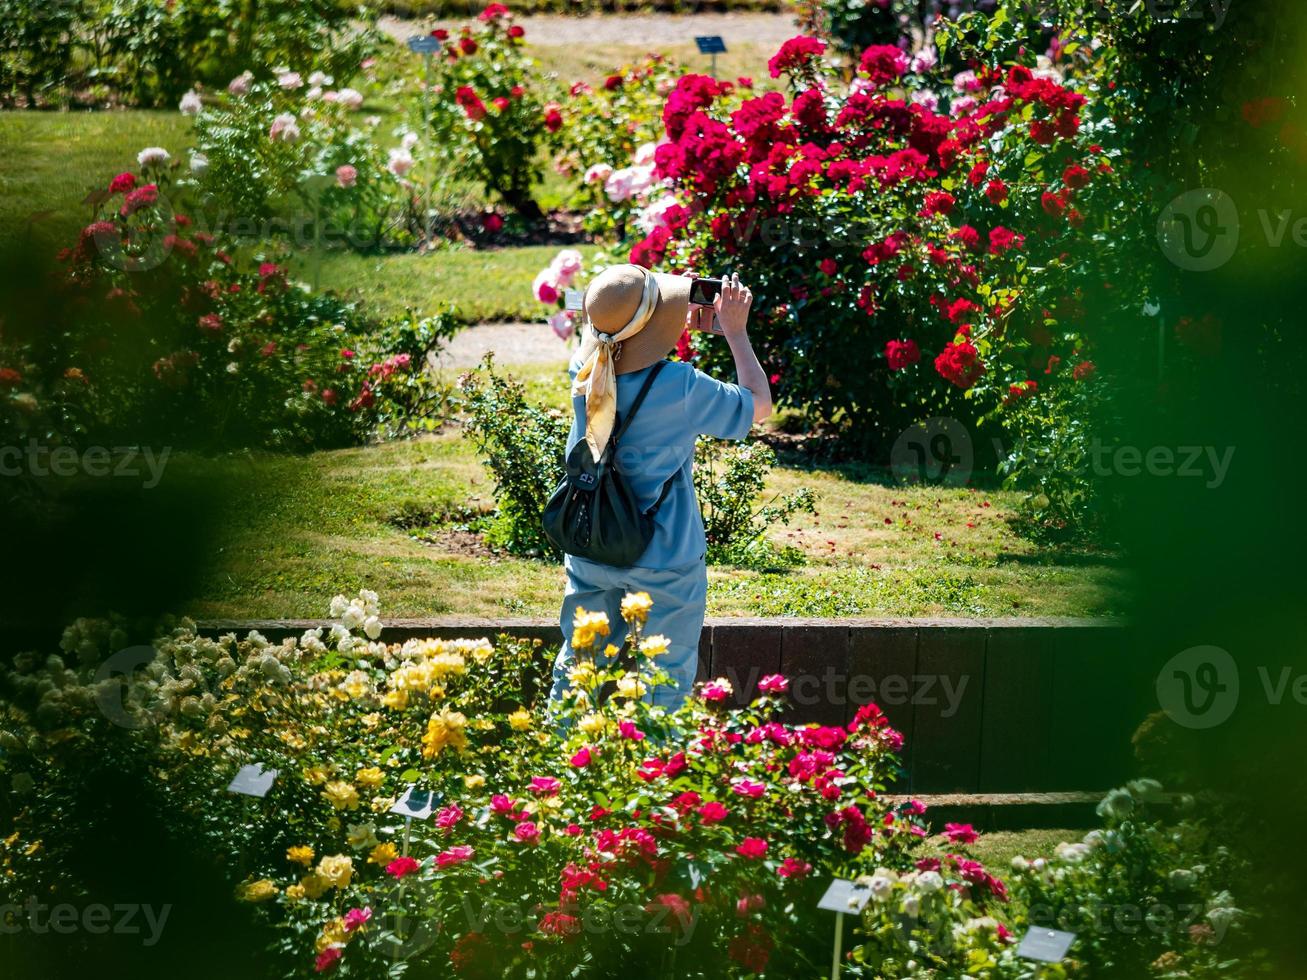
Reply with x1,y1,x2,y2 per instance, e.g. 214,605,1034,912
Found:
629,36,1134,458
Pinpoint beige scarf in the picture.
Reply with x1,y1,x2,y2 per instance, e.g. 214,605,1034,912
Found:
572,270,660,459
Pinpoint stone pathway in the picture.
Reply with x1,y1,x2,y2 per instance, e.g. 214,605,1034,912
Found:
433,321,569,369
378,11,797,47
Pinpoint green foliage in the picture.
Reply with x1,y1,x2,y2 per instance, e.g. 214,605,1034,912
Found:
419,8,549,219
1,0,379,107
0,156,446,462
186,74,421,250
0,0,81,106
455,355,569,558
546,53,683,239
457,358,817,566
695,438,816,567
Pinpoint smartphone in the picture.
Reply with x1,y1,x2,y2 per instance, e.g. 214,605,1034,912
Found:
688,277,722,306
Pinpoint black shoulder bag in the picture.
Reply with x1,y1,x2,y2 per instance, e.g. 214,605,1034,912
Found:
542,360,676,567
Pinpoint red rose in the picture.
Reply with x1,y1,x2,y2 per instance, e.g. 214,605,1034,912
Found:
858,44,908,86
1062,163,1092,189
819,257,837,276
432,28,449,39
492,96,510,112
919,190,955,216
1072,360,1096,380
604,74,623,90
988,226,1024,254
885,339,920,370
459,37,478,54
935,340,984,388
985,179,1009,204
1030,119,1056,144
482,212,503,232
544,106,562,132
1041,190,1068,217
767,35,826,79
108,172,137,194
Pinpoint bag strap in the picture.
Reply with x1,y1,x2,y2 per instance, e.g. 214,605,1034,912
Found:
646,469,678,517
611,360,666,447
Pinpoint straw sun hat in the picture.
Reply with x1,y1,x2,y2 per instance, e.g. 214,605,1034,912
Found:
571,264,693,458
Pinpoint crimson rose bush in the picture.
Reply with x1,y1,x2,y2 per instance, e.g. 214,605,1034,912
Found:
421,5,551,221
630,34,1146,476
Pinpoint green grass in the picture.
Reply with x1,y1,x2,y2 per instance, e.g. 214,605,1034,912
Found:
298,244,603,322
0,110,193,248
143,364,1128,621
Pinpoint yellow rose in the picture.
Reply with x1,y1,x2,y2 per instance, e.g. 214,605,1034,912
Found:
381,689,409,711
621,592,653,626
342,670,372,699
355,767,384,789
615,674,646,700
346,823,378,850
237,879,279,903
305,765,331,786
315,854,354,890
315,917,348,952
578,713,606,737
421,708,468,759
286,845,314,867
299,873,330,900
639,634,670,658
322,781,360,810
368,842,398,866
567,662,597,687
507,709,532,731
360,713,381,729
463,774,485,790
285,884,306,901
571,608,610,650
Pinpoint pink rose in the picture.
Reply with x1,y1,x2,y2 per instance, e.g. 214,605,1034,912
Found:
335,165,358,189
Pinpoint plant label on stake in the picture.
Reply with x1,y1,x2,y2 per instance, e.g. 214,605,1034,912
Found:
694,35,726,78
226,764,277,878
227,763,278,797
388,785,441,961
407,35,441,237
817,879,871,979
564,288,584,312
1016,927,1076,962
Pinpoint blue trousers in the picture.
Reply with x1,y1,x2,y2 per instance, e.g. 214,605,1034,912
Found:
550,556,708,710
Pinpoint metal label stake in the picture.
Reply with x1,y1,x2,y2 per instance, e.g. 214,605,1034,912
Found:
817,879,871,979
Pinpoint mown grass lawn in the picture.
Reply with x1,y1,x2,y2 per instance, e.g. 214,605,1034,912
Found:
295,244,604,322
166,362,1129,621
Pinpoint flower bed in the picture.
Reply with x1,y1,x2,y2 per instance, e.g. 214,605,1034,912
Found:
0,590,1262,977
0,151,453,460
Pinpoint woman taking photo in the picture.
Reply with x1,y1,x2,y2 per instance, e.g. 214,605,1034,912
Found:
546,264,772,709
